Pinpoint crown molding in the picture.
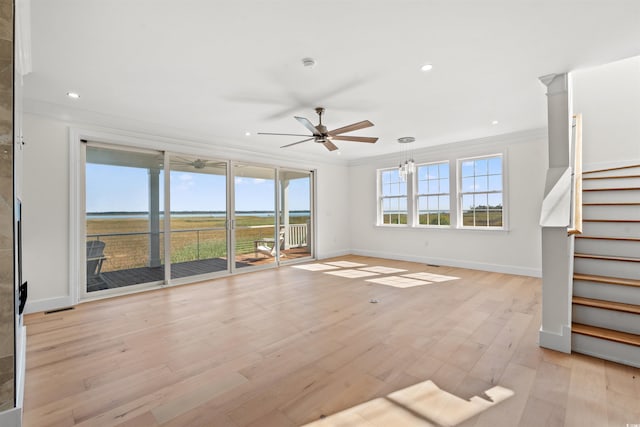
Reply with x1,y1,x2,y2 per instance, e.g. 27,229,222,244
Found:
23,98,350,168
347,127,547,167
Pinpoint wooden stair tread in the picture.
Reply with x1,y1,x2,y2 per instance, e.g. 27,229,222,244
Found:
584,175,640,180
572,323,640,347
574,253,640,263
582,218,640,223
573,296,640,314
583,187,640,192
582,202,640,206
583,164,640,175
575,235,640,242
574,273,640,288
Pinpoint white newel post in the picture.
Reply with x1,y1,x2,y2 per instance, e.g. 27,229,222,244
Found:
538,72,574,353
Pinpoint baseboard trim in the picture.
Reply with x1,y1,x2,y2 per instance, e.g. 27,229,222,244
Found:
539,325,572,353
350,249,542,277
24,296,74,315
0,407,21,427
317,250,352,260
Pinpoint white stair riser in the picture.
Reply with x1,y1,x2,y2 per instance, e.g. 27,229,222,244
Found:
583,177,640,190
582,189,640,204
573,280,640,305
572,305,640,335
582,204,640,220
574,257,640,280
581,221,640,238
575,238,640,258
572,333,640,368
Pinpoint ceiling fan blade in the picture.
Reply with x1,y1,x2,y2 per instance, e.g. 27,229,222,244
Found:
281,137,315,148
258,132,313,137
323,141,339,151
330,135,378,144
295,116,320,135
329,120,374,136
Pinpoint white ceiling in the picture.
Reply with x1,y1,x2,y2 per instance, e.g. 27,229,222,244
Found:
24,0,640,161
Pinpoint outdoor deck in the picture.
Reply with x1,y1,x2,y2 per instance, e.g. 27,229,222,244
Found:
87,248,311,292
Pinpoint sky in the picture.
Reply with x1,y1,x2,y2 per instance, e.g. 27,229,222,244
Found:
86,164,310,213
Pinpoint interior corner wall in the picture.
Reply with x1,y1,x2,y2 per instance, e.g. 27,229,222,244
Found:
572,55,640,167
348,133,547,277
21,113,351,312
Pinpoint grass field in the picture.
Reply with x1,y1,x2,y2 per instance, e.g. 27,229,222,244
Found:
87,215,309,272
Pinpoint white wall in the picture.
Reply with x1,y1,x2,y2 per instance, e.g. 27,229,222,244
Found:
348,131,547,277
573,55,640,168
22,113,351,312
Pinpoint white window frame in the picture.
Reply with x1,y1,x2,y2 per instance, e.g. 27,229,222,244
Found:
377,167,410,226
414,160,451,228
457,153,506,230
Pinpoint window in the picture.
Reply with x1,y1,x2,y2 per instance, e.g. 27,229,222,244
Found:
379,168,407,225
416,162,450,226
459,155,503,228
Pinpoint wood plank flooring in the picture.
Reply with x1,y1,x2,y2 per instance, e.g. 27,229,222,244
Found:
23,256,640,426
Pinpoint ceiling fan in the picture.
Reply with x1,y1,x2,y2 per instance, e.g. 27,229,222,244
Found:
171,157,224,170
258,107,378,151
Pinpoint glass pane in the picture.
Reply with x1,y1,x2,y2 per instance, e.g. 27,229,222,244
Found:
279,170,313,261
462,194,474,210
474,193,488,209
418,180,428,194
439,211,451,226
488,174,502,191
488,156,502,175
462,211,475,226
439,178,449,194
488,193,503,208
475,175,488,192
234,164,276,269
427,195,438,210
428,164,439,179
86,146,165,292
462,177,475,193
439,162,449,178
169,156,228,279
489,209,503,227
475,210,489,226
439,195,450,211
461,160,474,177
428,180,439,194
417,166,428,180
475,159,488,176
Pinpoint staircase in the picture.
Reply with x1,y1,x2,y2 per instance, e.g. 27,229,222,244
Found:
571,164,640,367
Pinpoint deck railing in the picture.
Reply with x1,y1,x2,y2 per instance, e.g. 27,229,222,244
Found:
88,223,308,271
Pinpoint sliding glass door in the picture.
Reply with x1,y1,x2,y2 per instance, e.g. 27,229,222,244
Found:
83,143,315,298
232,163,277,269
169,156,229,280
85,145,165,293
279,169,313,261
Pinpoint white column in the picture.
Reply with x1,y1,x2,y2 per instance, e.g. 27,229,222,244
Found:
148,168,161,268
538,73,574,353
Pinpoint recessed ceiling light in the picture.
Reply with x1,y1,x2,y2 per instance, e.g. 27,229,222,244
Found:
67,92,80,99
245,132,251,136
491,120,499,125
336,151,342,156
302,57,316,68
420,64,433,72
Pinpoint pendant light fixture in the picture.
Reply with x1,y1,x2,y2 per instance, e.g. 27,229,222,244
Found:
397,137,415,181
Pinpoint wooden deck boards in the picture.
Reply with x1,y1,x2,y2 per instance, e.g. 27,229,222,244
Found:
24,255,640,426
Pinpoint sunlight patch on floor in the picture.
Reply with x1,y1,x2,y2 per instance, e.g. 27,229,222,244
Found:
402,272,460,282
302,379,514,427
324,269,380,278
365,276,430,288
359,266,408,274
292,263,340,271
324,261,368,268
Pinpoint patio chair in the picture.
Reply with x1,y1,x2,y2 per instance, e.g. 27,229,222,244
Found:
254,229,286,258
87,240,107,279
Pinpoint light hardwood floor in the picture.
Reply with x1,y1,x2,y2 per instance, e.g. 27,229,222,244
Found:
23,256,640,426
